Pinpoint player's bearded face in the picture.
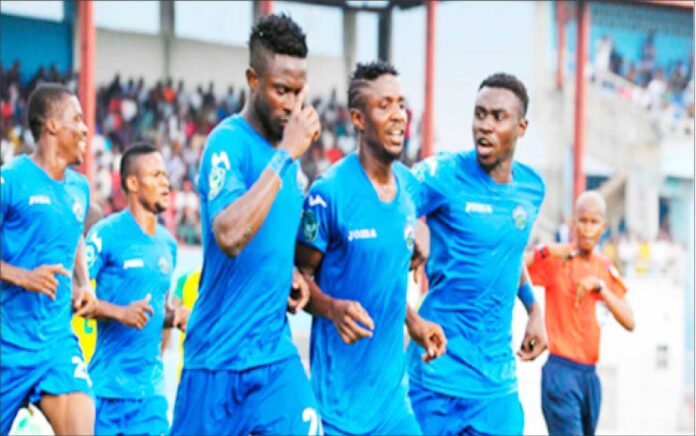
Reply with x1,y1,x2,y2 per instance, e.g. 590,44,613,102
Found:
573,205,606,254
254,54,307,143
472,87,526,171
136,153,170,214
56,96,88,165
361,74,407,161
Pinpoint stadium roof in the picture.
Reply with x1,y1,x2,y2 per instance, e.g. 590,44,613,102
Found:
295,0,694,11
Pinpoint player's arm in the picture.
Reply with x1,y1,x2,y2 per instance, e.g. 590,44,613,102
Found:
0,261,70,299
516,266,548,361
213,88,320,258
87,293,155,330
405,305,446,363
525,243,573,266
410,219,430,272
72,236,98,317
295,242,374,344
164,291,190,331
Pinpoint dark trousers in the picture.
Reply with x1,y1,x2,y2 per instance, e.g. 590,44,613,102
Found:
542,354,602,436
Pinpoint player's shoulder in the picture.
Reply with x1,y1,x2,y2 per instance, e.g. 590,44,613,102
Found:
202,115,250,159
65,166,90,190
412,151,457,182
90,210,122,234
1,155,31,181
308,153,353,194
156,224,178,249
512,159,546,200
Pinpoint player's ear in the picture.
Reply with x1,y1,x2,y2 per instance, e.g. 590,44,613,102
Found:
125,174,139,193
246,68,259,93
517,116,528,138
44,117,60,136
350,107,365,132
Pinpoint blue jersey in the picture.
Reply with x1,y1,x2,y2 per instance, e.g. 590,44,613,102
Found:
1,155,90,365
297,153,417,433
85,209,177,398
407,150,545,399
184,115,305,370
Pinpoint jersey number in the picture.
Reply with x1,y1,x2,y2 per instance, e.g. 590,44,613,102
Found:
302,407,322,436
72,356,92,387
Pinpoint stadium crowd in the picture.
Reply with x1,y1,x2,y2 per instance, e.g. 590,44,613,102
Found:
2,62,411,245
591,32,694,133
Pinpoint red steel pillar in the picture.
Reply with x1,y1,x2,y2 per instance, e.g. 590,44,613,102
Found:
261,0,274,16
421,0,437,159
573,0,589,204
78,0,95,184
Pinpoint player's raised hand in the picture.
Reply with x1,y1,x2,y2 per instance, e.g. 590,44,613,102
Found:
279,85,321,159
287,268,310,314
330,299,374,344
20,264,70,300
119,293,155,330
407,316,447,363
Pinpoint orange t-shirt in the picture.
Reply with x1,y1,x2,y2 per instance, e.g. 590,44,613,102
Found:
528,245,627,365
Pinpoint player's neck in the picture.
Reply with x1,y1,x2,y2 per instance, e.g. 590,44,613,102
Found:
127,200,157,236
240,105,277,147
358,142,394,184
31,144,70,181
485,158,513,184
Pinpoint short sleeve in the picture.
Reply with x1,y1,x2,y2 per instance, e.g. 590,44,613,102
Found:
297,179,333,254
605,260,628,298
410,154,449,217
85,222,107,281
198,128,247,224
527,246,554,288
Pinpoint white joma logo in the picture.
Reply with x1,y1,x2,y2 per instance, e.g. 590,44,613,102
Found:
123,259,145,269
29,195,51,205
465,202,493,214
308,194,327,208
348,229,377,241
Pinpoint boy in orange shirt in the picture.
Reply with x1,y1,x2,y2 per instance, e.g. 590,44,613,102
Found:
526,191,635,436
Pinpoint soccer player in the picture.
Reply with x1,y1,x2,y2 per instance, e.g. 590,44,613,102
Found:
406,73,547,435
83,144,188,435
1,83,97,435
526,190,635,436
295,61,447,435
170,14,321,435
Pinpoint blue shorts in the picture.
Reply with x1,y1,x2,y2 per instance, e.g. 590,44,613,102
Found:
96,395,169,435
542,354,601,436
1,336,93,436
408,380,524,436
321,387,422,436
170,356,320,435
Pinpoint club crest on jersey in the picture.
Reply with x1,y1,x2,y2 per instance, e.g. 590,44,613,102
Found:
512,205,527,230
73,200,85,222
158,256,169,274
208,166,226,200
85,245,96,268
404,223,415,251
302,210,319,242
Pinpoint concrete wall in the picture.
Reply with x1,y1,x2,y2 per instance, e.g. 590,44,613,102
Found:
92,29,347,101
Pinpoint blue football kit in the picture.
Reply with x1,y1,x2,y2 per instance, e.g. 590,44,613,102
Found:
170,115,319,435
406,150,545,435
1,156,92,435
86,209,177,435
297,153,422,435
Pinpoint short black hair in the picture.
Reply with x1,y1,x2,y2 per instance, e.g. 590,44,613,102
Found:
27,83,73,141
348,61,399,110
249,13,308,74
478,72,529,116
120,143,159,192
